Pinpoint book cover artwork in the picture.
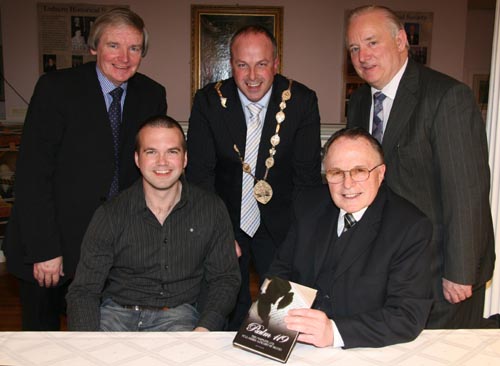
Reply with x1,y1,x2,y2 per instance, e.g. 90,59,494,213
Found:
233,277,317,363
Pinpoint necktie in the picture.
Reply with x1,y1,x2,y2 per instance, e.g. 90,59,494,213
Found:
343,213,357,233
240,103,263,237
372,92,386,143
108,87,124,198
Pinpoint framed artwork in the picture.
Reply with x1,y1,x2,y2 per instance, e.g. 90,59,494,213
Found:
473,74,490,121
191,5,283,99
342,11,433,123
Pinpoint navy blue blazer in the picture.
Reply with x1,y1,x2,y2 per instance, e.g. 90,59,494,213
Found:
3,62,167,282
186,74,322,245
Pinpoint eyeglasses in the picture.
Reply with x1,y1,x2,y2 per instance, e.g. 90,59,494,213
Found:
325,163,384,184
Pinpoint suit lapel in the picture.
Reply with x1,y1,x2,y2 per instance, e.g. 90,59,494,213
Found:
220,80,247,157
382,59,420,154
333,185,387,281
256,77,284,178
82,64,109,125
312,202,340,280
358,85,372,131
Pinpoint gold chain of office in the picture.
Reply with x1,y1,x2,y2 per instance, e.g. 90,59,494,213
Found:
215,79,293,204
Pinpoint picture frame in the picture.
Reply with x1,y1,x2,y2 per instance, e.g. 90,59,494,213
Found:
191,5,283,99
473,74,490,121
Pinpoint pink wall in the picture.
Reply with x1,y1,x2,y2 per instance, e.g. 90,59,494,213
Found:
0,0,474,124
464,9,495,85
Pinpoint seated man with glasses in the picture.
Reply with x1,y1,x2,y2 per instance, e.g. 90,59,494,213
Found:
267,127,433,348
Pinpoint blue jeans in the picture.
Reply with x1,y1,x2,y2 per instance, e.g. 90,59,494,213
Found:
99,298,200,331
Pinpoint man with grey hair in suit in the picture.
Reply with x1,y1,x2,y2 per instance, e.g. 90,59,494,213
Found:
345,4,495,328
2,7,167,330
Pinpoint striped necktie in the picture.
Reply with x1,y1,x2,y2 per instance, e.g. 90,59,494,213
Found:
108,87,123,198
372,91,386,143
240,103,263,237
343,213,357,233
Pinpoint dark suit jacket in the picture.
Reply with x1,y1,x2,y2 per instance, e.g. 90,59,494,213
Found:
268,184,433,348
186,74,322,245
347,58,495,299
3,61,167,283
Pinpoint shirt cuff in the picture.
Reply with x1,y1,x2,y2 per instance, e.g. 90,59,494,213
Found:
331,319,345,348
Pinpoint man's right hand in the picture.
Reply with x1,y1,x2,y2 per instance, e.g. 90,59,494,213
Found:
33,256,64,287
235,240,242,258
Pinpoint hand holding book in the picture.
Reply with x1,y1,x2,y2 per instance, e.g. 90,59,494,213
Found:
284,308,334,348
233,277,317,363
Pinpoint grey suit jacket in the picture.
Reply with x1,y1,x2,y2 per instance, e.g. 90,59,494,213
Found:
347,58,495,298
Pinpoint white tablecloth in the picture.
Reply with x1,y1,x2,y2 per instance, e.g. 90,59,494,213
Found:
0,329,499,365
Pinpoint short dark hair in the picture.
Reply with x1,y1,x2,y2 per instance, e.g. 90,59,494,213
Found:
323,127,384,163
135,115,186,152
88,7,149,57
230,25,278,59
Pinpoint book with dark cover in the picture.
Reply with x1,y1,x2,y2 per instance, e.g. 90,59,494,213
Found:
233,277,317,363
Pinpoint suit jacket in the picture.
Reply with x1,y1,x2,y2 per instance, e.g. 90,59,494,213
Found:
347,58,495,298
3,61,167,283
186,74,322,245
268,183,433,348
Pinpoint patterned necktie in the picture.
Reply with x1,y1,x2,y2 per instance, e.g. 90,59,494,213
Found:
108,87,124,198
343,213,357,233
240,103,263,237
372,92,387,143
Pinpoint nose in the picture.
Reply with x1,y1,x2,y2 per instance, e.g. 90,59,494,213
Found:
358,47,370,63
248,66,256,80
117,47,129,62
157,153,168,165
343,171,355,189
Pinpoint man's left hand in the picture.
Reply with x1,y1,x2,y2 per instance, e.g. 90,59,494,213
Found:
284,308,333,347
442,278,472,304
193,326,209,332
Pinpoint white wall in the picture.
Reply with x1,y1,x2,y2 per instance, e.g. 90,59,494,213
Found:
0,0,472,124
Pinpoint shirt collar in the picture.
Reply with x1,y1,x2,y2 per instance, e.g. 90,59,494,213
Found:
237,86,273,111
339,207,368,223
130,175,189,216
371,57,408,100
337,206,368,236
96,66,128,95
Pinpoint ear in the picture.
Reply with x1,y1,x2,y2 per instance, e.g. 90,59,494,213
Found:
378,164,386,184
396,29,407,52
183,151,188,169
273,57,279,74
90,48,97,56
134,151,139,168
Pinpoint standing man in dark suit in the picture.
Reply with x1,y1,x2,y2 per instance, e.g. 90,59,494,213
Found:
268,128,433,348
345,5,495,328
2,8,167,330
186,25,322,329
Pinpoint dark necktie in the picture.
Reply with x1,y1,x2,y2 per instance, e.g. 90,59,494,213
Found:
108,87,124,198
343,213,357,233
372,92,386,143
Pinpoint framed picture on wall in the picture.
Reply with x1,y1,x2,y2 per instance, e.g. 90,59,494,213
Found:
191,5,283,99
473,74,490,121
